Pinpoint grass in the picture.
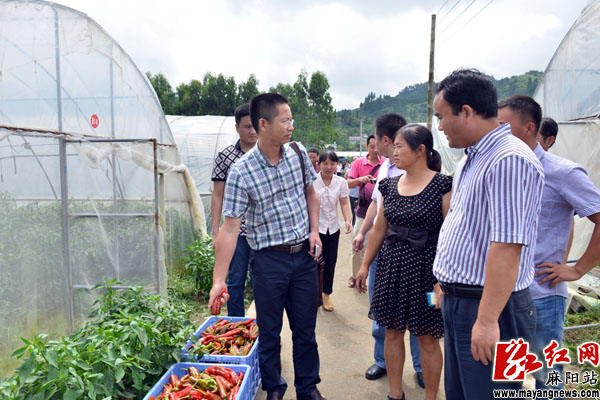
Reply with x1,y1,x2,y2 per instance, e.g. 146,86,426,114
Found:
563,308,600,391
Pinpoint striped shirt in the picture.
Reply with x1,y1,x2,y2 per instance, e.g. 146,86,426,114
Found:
433,123,544,291
222,142,316,250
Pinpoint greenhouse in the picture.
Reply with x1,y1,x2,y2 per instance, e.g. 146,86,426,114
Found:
0,0,204,375
167,115,238,233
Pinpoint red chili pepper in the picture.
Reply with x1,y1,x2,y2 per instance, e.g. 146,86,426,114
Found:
228,370,239,386
215,375,233,396
240,318,255,326
169,375,181,388
203,391,221,400
188,367,201,377
217,328,241,338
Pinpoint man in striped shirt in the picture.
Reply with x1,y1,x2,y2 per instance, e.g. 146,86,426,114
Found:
432,69,544,399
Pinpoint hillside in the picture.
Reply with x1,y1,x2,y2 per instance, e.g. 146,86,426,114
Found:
334,70,542,150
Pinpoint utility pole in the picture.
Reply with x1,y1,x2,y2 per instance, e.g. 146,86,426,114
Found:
426,14,436,131
359,119,363,156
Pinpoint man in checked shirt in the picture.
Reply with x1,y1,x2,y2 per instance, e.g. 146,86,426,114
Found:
432,69,545,399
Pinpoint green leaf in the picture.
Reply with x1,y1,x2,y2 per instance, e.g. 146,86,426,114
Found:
17,355,35,382
10,345,28,359
45,349,58,368
86,379,96,399
114,366,125,382
64,388,84,400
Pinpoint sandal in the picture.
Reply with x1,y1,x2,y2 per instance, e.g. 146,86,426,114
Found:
322,294,334,312
347,276,356,288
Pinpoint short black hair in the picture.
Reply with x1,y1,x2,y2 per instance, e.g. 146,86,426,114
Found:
308,148,320,155
318,150,339,164
366,134,376,146
375,113,407,140
234,103,251,125
250,93,289,133
435,68,497,119
539,117,559,140
498,95,542,133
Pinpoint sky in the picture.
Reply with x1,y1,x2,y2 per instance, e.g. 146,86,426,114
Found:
53,0,590,110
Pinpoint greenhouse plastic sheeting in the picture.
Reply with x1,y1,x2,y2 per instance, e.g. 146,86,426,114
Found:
0,0,200,377
534,1,600,120
168,115,238,232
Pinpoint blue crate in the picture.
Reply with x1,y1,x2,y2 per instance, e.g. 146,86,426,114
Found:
182,316,261,398
143,362,251,400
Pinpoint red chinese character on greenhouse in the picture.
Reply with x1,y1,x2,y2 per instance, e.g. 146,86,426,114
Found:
543,340,571,368
577,342,600,367
90,114,99,128
493,338,542,381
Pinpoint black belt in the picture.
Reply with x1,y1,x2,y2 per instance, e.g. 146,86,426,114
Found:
439,282,484,299
384,224,439,251
266,240,308,254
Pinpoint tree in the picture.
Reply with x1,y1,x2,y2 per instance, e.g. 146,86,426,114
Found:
146,72,176,115
175,79,203,115
199,73,238,115
238,74,260,104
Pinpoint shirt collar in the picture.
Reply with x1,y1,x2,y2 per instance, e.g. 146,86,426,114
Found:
234,139,242,151
253,142,288,167
466,123,511,157
362,155,380,165
533,142,545,162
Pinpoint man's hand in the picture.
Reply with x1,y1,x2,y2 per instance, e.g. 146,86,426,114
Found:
471,317,499,365
358,175,373,184
208,281,230,314
309,231,322,261
433,283,443,310
536,262,582,288
355,265,369,294
353,233,365,252
211,231,219,247
344,220,352,234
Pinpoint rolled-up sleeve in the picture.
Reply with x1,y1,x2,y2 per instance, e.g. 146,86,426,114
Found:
222,166,249,219
560,166,600,218
485,155,544,246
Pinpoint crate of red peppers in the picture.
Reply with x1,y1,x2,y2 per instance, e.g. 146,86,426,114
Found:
182,317,260,398
143,362,250,400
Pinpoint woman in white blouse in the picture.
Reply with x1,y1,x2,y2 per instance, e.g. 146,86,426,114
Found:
313,150,353,311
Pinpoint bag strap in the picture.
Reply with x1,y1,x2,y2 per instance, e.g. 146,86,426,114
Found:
359,163,381,196
289,142,307,197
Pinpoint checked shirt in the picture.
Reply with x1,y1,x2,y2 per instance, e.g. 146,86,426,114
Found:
222,142,316,250
212,140,248,235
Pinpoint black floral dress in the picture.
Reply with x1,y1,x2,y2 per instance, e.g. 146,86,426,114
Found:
369,173,453,338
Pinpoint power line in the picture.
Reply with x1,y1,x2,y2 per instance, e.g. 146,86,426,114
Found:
438,0,495,46
436,0,451,14
437,0,462,24
437,0,477,38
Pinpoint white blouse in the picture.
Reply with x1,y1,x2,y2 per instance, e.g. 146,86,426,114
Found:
313,173,349,234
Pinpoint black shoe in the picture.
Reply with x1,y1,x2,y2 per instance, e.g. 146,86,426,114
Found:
416,371,425,388
297,388,327,400
387,393,405,400
365,364,387,380
267,392,285,400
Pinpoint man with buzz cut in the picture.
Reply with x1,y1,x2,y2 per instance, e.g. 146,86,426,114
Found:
209,93,327,400
432,69,544,399
210,103,257,317
498,95,600,396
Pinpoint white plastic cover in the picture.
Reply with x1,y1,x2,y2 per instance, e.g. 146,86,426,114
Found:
0,0,200,377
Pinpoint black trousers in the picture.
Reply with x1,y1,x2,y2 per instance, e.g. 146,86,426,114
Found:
319,230,340,295
349,196,358,225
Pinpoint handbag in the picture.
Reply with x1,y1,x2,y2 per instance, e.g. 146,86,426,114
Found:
355,163,381,218
289,142,325,308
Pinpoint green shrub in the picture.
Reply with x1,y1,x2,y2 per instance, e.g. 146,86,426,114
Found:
182,236,215,298
0,281,195,399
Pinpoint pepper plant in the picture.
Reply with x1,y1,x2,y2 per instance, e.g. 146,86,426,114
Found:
0,281,195,399
182,236,215,298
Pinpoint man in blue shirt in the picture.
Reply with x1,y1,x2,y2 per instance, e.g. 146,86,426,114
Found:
433,69,544,399
209,93,326,400
498,95,600,393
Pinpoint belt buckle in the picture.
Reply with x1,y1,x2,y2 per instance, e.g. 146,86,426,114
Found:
290,242,303,254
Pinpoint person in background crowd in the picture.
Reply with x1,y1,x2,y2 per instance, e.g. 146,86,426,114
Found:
347,157,360,226
537,117,559,151
308,148,320,173
210,103,257,316
209,93,326,400
356,124,451,400
498,95,600,396
347,135,382,287
352,116,425,390
314,150,353,311
432,69,544,399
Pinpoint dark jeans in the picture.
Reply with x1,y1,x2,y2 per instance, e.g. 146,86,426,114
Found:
251,247,320,396
442,287,537,400
349,196,358,226
319,230,340,295
226,235,252,317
